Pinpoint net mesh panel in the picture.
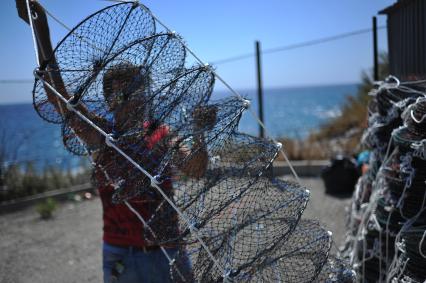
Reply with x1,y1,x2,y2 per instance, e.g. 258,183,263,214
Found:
32,2,355,281
397,227,426,281
341,80,426,282
33,3,156,124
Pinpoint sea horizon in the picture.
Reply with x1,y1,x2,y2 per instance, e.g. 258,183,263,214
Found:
0,82,358,169
0,81,359,106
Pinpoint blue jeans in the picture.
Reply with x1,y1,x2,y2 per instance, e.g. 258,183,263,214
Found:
103,243,192,283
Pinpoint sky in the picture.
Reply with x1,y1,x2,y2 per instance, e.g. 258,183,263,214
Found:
0,0,394,104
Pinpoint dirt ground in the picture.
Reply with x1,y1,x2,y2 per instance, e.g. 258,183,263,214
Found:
0,177,351,283
300,178,352,253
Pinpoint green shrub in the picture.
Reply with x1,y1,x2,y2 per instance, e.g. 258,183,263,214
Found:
319,53,388,135
36,197,57,219
273,53,390,161
0,161,91,202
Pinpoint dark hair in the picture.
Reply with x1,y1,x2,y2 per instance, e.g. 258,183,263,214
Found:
102,63,141,102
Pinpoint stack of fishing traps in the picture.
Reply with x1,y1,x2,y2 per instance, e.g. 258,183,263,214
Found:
342,77,426,282
32,2,354,282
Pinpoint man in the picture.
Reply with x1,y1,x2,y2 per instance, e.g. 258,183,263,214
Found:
50,61,212,283
18,1,214,282
92,63,208,283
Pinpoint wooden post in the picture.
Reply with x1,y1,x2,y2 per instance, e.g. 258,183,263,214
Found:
255,41,264,138
373,16,379,81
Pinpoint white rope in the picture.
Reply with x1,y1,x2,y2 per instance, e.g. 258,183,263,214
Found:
410,109,426,124
26,1,342,278
411,139,426,160
350,178,377,265
384,209,392,273
102,0,322,260
39,2,72,31
387,206,426,281
34,71,226,276
401,79,426,85
419,230,426,259
395,257,408,282
353,79,426,281
26,0,40,66
351,127,411,263
105,0,301,183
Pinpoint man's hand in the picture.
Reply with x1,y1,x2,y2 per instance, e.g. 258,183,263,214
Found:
180,146,208,179
177,105,217,179
192,105,217,131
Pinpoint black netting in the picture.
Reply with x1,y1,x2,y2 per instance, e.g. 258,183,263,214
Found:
316,255,356,283
342,79,426,282
33,2,155,124
30,2,354,281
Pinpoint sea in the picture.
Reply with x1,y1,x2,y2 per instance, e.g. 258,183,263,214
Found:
0,83,358,170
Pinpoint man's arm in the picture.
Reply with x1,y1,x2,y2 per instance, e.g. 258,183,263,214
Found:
17,0,103,148
179,133,209,179
178,105,217,179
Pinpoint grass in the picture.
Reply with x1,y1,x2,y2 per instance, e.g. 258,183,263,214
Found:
36,197,57,219
0,162,91,202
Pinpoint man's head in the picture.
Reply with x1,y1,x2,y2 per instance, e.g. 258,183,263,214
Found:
102,63,146,112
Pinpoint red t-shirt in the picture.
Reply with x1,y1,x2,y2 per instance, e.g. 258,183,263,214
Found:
95,122,174,248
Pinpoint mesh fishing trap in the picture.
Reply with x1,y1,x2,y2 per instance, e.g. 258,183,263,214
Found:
341,78,426,282
27,1,356,282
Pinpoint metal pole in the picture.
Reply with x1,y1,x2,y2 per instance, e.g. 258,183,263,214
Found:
255,40,264,138
373,16,379,81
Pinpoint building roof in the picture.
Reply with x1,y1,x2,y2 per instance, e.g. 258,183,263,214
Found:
379,0,414,15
